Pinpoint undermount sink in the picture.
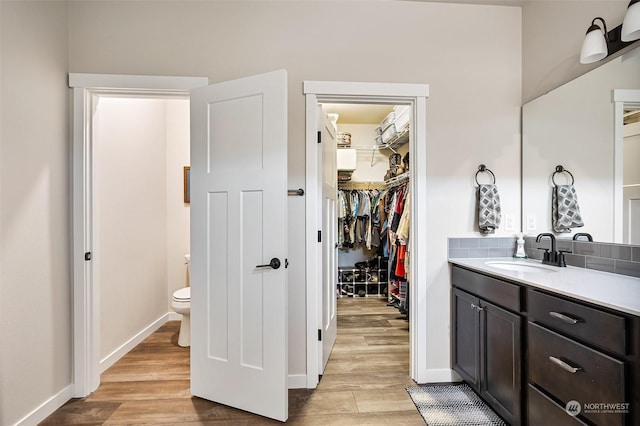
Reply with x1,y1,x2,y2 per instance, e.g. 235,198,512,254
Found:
484,260,559,273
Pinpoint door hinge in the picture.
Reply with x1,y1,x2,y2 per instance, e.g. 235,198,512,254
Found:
318,329,322,341
317,131,322,144
317,230,322,243
84,252,92,261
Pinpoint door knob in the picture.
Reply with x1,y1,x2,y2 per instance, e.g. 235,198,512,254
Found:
256,258,281,270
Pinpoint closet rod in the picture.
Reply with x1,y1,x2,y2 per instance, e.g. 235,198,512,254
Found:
337,181,386,190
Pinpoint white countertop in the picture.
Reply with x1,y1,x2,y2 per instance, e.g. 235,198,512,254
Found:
449,257,640,317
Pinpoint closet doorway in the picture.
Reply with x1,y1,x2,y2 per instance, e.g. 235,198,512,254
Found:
327,101,413,375
303,81,430,387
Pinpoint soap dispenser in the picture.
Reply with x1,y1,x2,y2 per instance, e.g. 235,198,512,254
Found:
514,233,528,258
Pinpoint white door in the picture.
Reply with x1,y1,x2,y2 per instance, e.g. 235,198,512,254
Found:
320,107,338,372
190,70,288,422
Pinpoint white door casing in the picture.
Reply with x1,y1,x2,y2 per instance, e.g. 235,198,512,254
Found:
190,70,288,422
69,73,208,397
320,106,337,372
304,81,430,387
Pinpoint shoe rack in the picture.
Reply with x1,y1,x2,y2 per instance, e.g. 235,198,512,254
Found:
337,259,388,298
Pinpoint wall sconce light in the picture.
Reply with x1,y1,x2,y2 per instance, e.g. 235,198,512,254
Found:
622,0,640,41
580,1,640,64
580,17,609,64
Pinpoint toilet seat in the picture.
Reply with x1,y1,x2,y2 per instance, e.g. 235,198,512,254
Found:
173,287,191,302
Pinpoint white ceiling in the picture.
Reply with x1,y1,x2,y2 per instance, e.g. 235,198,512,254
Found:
323,103,395,125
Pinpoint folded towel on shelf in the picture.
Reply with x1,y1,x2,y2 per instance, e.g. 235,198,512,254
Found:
478,184,501,234
553,184,584,233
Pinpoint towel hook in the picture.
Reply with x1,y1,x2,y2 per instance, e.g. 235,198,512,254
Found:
474,164,496,186
552,165,574,186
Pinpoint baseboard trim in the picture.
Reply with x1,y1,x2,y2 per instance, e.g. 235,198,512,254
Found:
14,384,73,426
419,368,461,384
167,311,183,321
288,374,307,389
99,313,171,373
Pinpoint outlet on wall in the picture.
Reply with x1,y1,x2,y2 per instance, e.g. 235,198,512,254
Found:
504,214,514,231
526,213,537,231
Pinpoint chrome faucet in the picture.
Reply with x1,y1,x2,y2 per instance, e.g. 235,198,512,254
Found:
535,233,568,267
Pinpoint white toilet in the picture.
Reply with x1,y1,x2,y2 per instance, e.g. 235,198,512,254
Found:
171,254,191,347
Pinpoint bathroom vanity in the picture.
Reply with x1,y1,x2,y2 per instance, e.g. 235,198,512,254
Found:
450,258,640,426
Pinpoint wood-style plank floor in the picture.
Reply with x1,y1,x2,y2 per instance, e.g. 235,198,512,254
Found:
40,297,424,425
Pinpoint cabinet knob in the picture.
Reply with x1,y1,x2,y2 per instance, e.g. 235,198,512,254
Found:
470,303,484,312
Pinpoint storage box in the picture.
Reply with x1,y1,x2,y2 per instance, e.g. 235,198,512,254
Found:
381,124,397,144
337,148,357,171
380,111,396,131
336,132,351,147
393,106,410,132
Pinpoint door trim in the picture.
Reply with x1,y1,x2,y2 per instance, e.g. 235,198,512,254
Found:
613,89,640,243
303,81,430,387
69,73,208,397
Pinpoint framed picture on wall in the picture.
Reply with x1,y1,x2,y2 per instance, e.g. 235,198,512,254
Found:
184,166,190,204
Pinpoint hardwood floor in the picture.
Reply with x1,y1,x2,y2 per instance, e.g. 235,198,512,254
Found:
41,297,424,425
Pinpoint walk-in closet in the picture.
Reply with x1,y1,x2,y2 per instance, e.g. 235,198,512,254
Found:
325,102,412,320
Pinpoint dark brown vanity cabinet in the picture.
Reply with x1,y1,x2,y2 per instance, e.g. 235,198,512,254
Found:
451,264,640,426
527,289,637,426
452,266,523,425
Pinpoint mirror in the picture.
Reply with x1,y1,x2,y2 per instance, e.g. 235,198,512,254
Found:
522,46,640,243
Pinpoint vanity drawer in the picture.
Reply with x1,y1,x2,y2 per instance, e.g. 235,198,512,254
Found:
451,266,521,312
528,289,626,355
528,384,588,426
528,322,625,426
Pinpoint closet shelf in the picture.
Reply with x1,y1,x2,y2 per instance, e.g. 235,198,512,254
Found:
335,127,409,153
379,126,409,151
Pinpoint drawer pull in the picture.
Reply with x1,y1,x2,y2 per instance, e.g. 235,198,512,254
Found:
549,311,580,324
549,356,583,373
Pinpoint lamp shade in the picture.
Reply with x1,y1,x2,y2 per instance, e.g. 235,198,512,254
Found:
580,26,608,64
622,0,640,42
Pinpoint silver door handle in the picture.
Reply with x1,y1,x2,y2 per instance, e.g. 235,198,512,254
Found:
256,258,281,270
549,311,580,324
549,356,582,373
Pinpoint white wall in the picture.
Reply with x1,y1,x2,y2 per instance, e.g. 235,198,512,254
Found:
94,97,190,361
0,2,70,425
1,1,523,423
165,99,191,303
94,97,168,360
522,1,629,102
339,123,389,182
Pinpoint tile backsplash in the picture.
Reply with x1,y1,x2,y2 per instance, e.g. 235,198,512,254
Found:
448,237,517,259
524,236,640,279
448,236,640,279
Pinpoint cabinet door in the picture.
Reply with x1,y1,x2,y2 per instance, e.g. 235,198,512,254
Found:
452,288,481,392
481,300,522,425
